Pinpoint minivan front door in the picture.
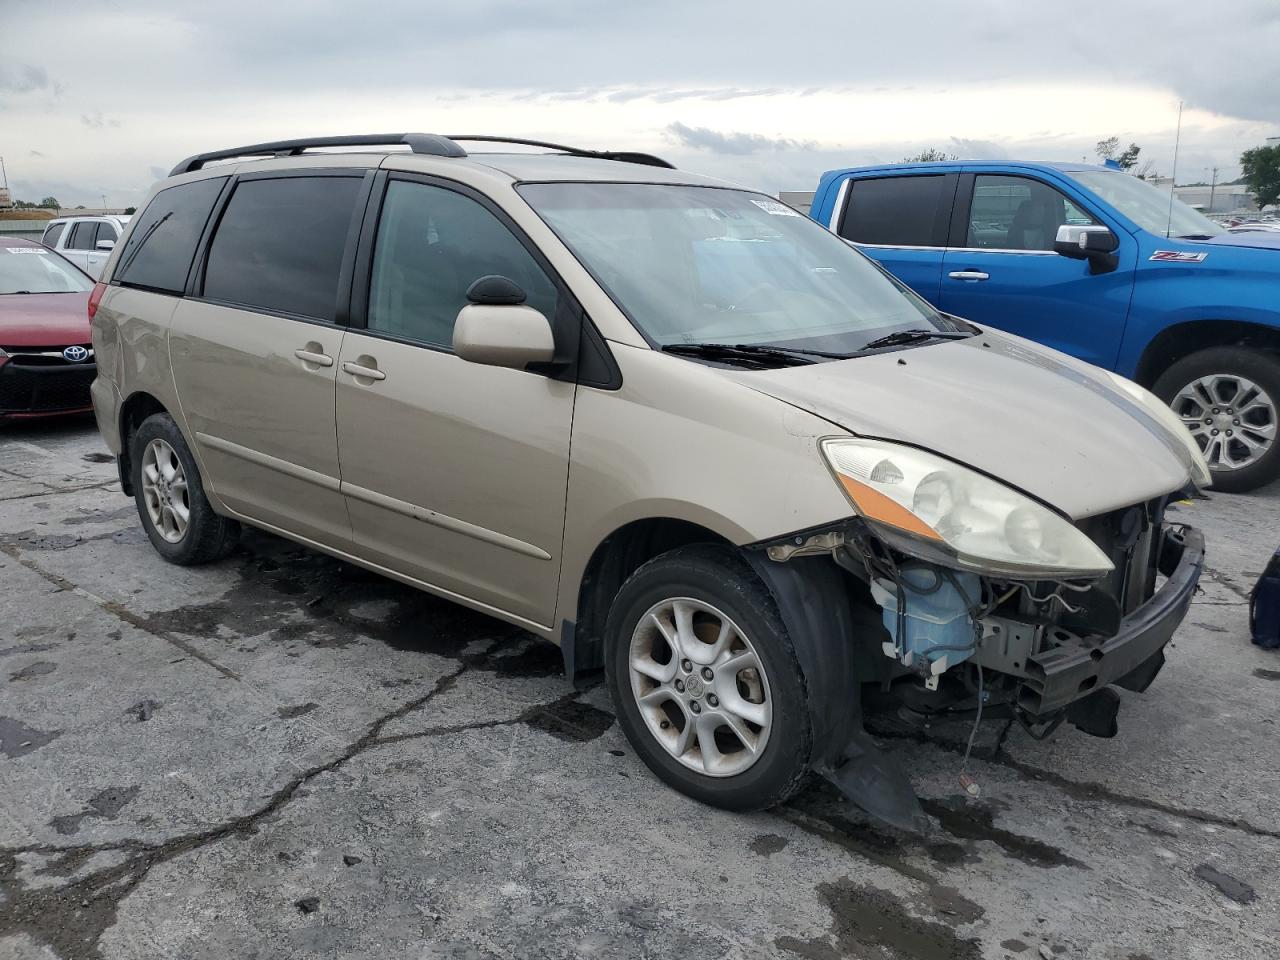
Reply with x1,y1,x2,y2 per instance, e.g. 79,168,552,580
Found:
939,173,1136,368
336,176,575,629
170,172,368,549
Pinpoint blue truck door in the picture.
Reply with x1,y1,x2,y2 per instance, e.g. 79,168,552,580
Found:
832,172,956,306
939,172,1136,368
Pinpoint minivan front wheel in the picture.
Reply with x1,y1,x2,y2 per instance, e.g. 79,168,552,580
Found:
131,413,239,564
605,545,812,811
1154,347,1280,493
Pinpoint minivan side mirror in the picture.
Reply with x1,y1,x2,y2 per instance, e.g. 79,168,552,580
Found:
95,239,116,251
453,304,556,370
1054,224,1118,272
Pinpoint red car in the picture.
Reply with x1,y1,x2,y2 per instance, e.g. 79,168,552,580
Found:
0,236,97,420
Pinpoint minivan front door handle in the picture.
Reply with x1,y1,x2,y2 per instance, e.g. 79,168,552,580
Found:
294,347,334,367
341,359,386,382
948,270,990,281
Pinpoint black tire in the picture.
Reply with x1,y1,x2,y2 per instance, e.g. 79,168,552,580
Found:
604,544,812,811
130,412,239,564
1153,346,1280,494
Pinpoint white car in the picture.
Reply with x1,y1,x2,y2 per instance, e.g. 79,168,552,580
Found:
40,215,132,279
1226,221,1280,234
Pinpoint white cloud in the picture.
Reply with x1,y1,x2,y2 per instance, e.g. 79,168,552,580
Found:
0,1,1276,203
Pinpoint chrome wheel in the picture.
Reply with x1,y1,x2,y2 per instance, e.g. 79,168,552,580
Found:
1172,373,1277,472
141,438,189,543
628,598,772,777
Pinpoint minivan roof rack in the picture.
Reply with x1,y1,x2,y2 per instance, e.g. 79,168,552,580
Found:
169,132,675,176
444,136,675,169
169,133,466,176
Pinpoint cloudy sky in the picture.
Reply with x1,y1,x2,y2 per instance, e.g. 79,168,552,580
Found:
1,0,1278,208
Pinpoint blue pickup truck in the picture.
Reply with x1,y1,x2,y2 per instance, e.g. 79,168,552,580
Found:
810,161,1280,491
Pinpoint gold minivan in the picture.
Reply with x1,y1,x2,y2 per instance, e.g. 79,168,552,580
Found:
90,134,1208,829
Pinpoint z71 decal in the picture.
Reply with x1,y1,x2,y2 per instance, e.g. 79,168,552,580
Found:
1150,250,1208,262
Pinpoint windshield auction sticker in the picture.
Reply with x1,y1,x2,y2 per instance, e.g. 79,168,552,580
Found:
1150,250,1208,262
750,199,802,217
3,247,50,254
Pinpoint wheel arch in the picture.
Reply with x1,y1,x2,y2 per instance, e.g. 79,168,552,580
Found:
1133,319,1280,388
563,516,739,680
116,391,171,495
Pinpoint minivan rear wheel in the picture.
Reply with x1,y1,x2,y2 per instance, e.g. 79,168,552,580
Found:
1154,347,1280,493
131,413,239,564
604,545,812,811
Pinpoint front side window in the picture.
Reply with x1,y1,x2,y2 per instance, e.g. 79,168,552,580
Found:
368,180,557,348
967,175,1097,251
520,182,955,353
1068,169,1224,239
0,245,94,295
97,223,118,244
203,176,362,321
42,223,66,248
839,175,947,247
116,177,228,294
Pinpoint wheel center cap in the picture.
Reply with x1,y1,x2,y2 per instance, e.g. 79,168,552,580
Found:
685,675,704,698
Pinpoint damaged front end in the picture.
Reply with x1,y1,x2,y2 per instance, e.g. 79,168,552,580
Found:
753,482,1204,833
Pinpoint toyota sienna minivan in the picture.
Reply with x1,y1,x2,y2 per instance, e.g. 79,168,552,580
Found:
89,134,1208,829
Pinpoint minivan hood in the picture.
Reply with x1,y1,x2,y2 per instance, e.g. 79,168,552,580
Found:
727,331,1191,520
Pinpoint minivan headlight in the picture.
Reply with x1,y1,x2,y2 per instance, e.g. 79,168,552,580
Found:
1105,372,1213,488
821,438,1114,578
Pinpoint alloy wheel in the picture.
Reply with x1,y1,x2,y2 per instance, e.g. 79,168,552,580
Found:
141,438,190,543
628,597,772,777
1171,373,1277,472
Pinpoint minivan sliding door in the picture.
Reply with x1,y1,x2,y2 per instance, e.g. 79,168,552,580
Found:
169,171,369,550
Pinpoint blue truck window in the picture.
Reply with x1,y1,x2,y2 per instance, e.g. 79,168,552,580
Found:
839,176,946,247
967,175,1096,251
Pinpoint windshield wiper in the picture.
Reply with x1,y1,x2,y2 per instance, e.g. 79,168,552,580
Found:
1176,234,1217,240
662,342,850,367
857,328,973,351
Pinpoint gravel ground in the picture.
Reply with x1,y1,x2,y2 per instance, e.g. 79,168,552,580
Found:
1,416,1278,960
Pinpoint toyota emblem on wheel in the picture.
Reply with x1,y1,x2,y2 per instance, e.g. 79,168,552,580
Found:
63,345,89,363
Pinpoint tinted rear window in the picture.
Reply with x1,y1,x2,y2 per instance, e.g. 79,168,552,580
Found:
115,177,227,294
42,223,65,247
839,175,948,247
202,176,362,322
67,221,98,250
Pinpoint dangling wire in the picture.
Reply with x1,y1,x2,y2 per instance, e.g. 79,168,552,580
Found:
959,664,984,797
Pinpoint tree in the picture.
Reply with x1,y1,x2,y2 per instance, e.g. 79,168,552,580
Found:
1095,137,1120,162
39,196,59,208
1241,144,1280,209
902,148,957,162
1117,143,1141,172
123,206,136,215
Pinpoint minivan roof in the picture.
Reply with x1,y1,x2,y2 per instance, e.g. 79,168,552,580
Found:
465,152,729,186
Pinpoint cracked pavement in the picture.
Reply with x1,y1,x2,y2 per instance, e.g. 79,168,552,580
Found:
1,417,1278,959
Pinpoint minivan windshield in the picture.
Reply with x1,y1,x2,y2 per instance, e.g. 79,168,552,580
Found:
0,246,93,295
1068,170,1225,239
518,182,964,354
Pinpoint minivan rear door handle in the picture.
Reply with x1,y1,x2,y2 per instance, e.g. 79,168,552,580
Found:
294,347,334,367
948,270,990,281
341,359,386,382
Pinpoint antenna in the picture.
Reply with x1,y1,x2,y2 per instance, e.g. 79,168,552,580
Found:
1166,100,1183,237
